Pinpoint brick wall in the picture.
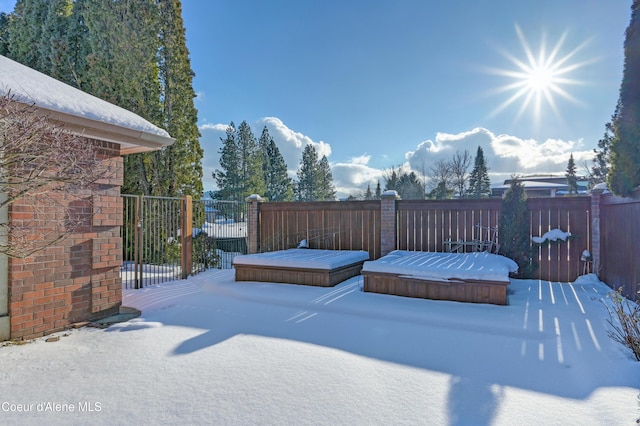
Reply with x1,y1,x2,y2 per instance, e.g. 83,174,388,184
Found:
380,191,399,256
7,140,124,340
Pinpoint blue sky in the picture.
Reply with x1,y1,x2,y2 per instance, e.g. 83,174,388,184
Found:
1,1,632,197
182,0,629,197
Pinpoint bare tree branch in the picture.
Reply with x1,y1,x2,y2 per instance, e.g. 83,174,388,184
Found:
451,150,471,197
0,92,114,257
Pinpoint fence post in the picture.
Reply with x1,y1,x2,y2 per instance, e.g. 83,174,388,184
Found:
246,194,264,254
181,195,193,279
380,190,400,257
134,195,143,289
590,187,603,276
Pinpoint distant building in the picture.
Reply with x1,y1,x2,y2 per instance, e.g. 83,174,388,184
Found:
491,175,589,198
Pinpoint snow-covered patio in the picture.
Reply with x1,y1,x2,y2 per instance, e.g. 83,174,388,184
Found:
0,269,638,425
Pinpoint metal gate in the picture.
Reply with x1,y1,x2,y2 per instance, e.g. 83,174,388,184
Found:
121,195,247,289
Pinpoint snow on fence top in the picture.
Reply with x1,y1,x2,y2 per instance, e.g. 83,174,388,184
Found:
0,55,171,140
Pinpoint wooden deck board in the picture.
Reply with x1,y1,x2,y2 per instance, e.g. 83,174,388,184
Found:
362,270,509,305
235,261,365,287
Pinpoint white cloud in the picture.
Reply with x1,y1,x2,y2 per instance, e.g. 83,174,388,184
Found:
199,123,230,132
331,156,385,197
257,117,331,169
197,119,590,198
404,127,592,183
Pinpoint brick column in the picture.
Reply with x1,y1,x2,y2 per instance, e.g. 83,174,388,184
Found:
590,187,603,276
380,190,400,256
246,194,264,254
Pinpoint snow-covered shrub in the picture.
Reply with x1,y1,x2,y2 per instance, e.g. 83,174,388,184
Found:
605,288,640,361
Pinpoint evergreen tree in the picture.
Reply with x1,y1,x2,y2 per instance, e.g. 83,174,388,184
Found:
375,180,382,199
364,184,373,200
295,144,319,201
214,123,242,201
467,146,491,198
39,0,74,83
498,178,532,278
385,167,424,199
609,0,640,196
399,171,425,199
151,0,204,197
64,0,91,88
294,145,335,201
590,115,616,187
0,13,11,56
259,126,293,201
238,121,265,197
428,181,455,199
316,155,336,201
3,0,203,197
7,0,47,70
565,153,578,195
214,121,264,202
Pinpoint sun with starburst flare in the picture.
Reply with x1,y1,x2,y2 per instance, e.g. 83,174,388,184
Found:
486,24,596,126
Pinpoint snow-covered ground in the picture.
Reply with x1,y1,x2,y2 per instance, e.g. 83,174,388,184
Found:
0,270,638,425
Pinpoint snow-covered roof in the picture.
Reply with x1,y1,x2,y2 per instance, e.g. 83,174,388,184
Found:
492,180,569,190
0,55,174,154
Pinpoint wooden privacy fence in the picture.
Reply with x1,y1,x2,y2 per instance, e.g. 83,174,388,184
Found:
599,190,640,298
251,195,592,283
258,200,381,261
396,199,502,252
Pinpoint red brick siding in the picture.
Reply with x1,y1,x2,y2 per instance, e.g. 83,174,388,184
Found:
8,140,123,340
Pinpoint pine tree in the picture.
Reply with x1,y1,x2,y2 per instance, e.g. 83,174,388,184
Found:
385,167,425,199
609,0,640,196
295,144,319,201
498,178,532,278
214,122,242,201
214,121,264,202
383,168,399,192
316,155,336,201
590,112,616,187
399,171,425,199
375,180,382,199
565,153,578,195
467,146,491,198
364,184,373,200
238,121,265,197
259,126,293,201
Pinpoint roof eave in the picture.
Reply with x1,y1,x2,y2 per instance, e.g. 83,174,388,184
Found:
25,103,175,155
